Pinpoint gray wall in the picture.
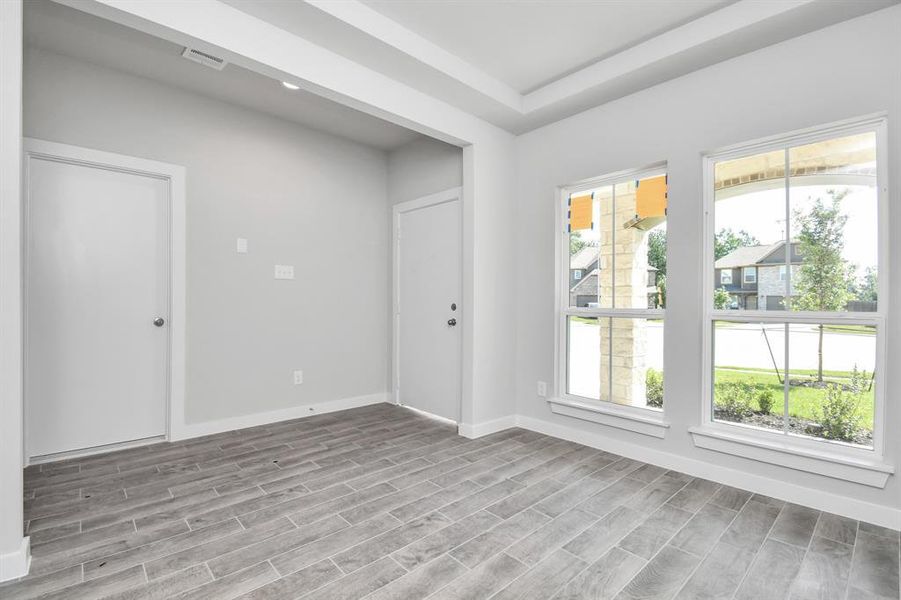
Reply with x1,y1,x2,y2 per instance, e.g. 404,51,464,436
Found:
388,137,462,205
24,48,392,424
514,6,901,514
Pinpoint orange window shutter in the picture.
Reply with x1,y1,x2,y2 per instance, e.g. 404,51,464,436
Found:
636,175,667,219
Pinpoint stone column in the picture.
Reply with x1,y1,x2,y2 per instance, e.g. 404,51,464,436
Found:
597,184,649,407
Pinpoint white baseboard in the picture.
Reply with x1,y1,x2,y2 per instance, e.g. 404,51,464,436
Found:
172,393,391,441
28,435,166,467
458,415,518,439
516,415,901,531
0,537,30,583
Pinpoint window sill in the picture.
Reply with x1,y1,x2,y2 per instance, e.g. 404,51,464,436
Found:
547,397,670,438
689,425,894,488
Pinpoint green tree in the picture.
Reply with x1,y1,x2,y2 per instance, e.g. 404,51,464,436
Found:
791,191,854,382
857,266,878,303
647,230,666,276
713,287,732,309
715,229,759,260
570,231,588,256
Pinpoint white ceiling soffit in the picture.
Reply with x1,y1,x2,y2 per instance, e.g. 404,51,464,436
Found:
223,0,897,133
25,0,422,150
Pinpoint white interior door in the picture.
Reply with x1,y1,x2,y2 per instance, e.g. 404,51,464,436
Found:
26,153,169,458
396,194,462,422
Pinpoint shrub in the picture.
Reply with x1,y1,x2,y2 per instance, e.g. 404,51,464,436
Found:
713,287,732,310
646,369,663,408
756,388,776,414
714,381,754,420
817,381,862,442
848,365,868,395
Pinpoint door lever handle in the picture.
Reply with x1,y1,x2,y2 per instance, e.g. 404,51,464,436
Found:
447,318,457,326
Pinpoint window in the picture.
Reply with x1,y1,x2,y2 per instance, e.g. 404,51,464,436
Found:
705,119,886,455
561,167,666,414
573,269,582,280
720,270,732,285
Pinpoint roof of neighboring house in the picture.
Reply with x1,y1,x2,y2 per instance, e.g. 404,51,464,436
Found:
570,246,599,270
715,242,781,269
570,269,598,294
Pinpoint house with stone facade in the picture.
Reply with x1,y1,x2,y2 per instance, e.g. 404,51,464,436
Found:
714,241,802,310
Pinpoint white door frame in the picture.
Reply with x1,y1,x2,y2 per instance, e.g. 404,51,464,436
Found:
392,187,463,420
23,138,187,462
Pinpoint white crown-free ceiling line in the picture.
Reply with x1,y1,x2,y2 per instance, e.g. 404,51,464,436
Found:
304,0,818,118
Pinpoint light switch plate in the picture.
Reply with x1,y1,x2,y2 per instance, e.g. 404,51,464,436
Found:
274,265,294,280
236,238,248,254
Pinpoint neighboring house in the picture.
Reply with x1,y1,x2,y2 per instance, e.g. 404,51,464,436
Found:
569,246,599,307
714,241,802,310
569,246,598,289
569,245,659,307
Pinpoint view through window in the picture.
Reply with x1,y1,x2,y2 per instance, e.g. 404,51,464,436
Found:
709,128,882,449
564,169,666,411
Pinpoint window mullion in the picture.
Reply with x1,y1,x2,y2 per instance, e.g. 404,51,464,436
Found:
783,147,791,437
607,317,613,404
784,147,792,314
609,184,616,403
783,322,790,436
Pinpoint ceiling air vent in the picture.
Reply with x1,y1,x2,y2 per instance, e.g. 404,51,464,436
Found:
181,47,227,71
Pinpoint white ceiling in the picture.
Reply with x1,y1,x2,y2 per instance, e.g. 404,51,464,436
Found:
221,0,898,133
362,0,732,94
24,1,423,150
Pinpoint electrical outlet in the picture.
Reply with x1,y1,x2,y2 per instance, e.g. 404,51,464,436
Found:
274,265,295,280
537,381,547,397
236,238,248,254
293,370,303,385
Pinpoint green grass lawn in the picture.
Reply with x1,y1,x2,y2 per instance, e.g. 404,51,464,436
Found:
714,368,875,431
717,365,873,380
822,324,876,336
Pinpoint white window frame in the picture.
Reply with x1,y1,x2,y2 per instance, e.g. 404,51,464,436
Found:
554,164,669,438
779,265,787,281
694,115,892,485
743,266,757,283
720,270,732,285
573,269,582,280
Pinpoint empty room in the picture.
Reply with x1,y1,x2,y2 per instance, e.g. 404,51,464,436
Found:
0,0,899,599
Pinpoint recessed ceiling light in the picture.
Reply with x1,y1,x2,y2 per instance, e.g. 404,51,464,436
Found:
281,81,300,90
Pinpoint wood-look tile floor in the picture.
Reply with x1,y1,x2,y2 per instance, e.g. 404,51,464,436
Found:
3,404,899,600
